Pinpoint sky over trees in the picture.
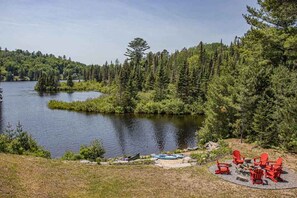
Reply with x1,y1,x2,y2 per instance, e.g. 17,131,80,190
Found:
0,0,257,65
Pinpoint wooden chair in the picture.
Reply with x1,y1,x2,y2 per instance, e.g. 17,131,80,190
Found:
265,166,283,183
232,150,245,165
250,169,264,184
267,157,283,170
215,160,230,174
254,153,268,168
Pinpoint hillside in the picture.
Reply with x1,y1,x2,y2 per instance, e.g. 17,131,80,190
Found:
0,48,86,81
1,139,297,198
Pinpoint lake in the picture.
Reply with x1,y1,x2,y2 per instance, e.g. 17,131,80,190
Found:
0,81,203,158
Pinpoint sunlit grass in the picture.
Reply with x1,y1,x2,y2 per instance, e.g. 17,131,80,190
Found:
1,139,297,197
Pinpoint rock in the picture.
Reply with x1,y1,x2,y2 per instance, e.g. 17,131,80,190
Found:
100,162,109,165
187,147,199,151
183,157,192,163
90,162,97,165
80,160,91,164
204,141,220,151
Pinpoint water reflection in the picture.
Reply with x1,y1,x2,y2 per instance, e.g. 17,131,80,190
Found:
108,115,128,155
151,119,166,151
1,81,204,158
106,114,203,156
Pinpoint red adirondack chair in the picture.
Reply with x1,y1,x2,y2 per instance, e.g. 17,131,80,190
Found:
265,166,283,183
250,169,264,185
232,150,245,165
215,160,230,174
267,157,283,170
254,153,268,167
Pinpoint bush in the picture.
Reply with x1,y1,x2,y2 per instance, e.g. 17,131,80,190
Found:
0,134,9,152
61,151,83,160
61,139,105,162
0,123,51,158
48,95,117,113
79,139,105,161
190,140,231,165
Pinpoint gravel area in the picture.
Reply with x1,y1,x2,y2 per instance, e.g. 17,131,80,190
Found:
209,160,297,189
155,159,195,169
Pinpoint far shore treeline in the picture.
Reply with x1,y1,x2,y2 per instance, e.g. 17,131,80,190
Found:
1,0,297,153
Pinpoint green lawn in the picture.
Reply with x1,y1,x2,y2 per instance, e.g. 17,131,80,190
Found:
1,139,297,198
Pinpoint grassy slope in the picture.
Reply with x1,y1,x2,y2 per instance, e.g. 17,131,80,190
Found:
1,139,297,198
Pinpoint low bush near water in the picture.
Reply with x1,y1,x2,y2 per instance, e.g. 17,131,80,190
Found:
48,95,117,113
190,140,231,165
0,122,51,158
62,139,105,162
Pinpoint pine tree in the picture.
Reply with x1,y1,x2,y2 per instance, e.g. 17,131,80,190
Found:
67,74,74,87
177,61,190,103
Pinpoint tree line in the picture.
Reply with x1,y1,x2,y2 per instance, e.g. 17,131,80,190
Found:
0,48,85,82
198,0,297,152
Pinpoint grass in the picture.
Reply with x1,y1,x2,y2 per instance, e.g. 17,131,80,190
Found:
1,139,297,197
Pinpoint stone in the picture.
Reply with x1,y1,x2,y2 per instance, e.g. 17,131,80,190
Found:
204,141,220,151
183,157,192,163
80,160,91,164
100,162,109,165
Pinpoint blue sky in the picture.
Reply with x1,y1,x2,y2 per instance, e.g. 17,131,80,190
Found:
0,0,258,65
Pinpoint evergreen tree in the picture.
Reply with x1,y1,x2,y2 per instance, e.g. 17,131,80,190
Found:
124,38,150,64
177,61,190,103
67,74,74,87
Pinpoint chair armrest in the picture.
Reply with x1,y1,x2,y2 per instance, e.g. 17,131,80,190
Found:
253,156,260,161
219,163,229,167
265,165,273,171
219,163,230,166
267,160,276,163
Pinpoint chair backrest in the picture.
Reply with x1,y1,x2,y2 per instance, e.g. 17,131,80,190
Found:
275,157,283,166
260,153,268,164
252,169,264,180
271,166,282,178
233,150,241,159
216,160,220,169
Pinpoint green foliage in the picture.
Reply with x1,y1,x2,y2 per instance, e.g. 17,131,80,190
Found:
198,0,297,153
48,95,117,113
67,75,74,87
190,140,231,164
79,139,105,161
61,151,83,160
0,123,51,158
62,139,105,162
0,48,85,81
124,38,150,64
35,70,60,92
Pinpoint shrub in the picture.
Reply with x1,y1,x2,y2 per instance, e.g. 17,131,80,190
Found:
190,152,209,165
190,140,231,165
0,123,51,158
79,139,105,161
0,134,9,152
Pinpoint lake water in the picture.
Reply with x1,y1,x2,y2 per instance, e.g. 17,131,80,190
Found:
0,81,203,158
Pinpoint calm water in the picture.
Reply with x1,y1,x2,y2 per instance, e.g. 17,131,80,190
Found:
0,81,203,158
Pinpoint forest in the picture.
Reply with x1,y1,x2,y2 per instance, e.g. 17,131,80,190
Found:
0,48,85,82
1,0,297,152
